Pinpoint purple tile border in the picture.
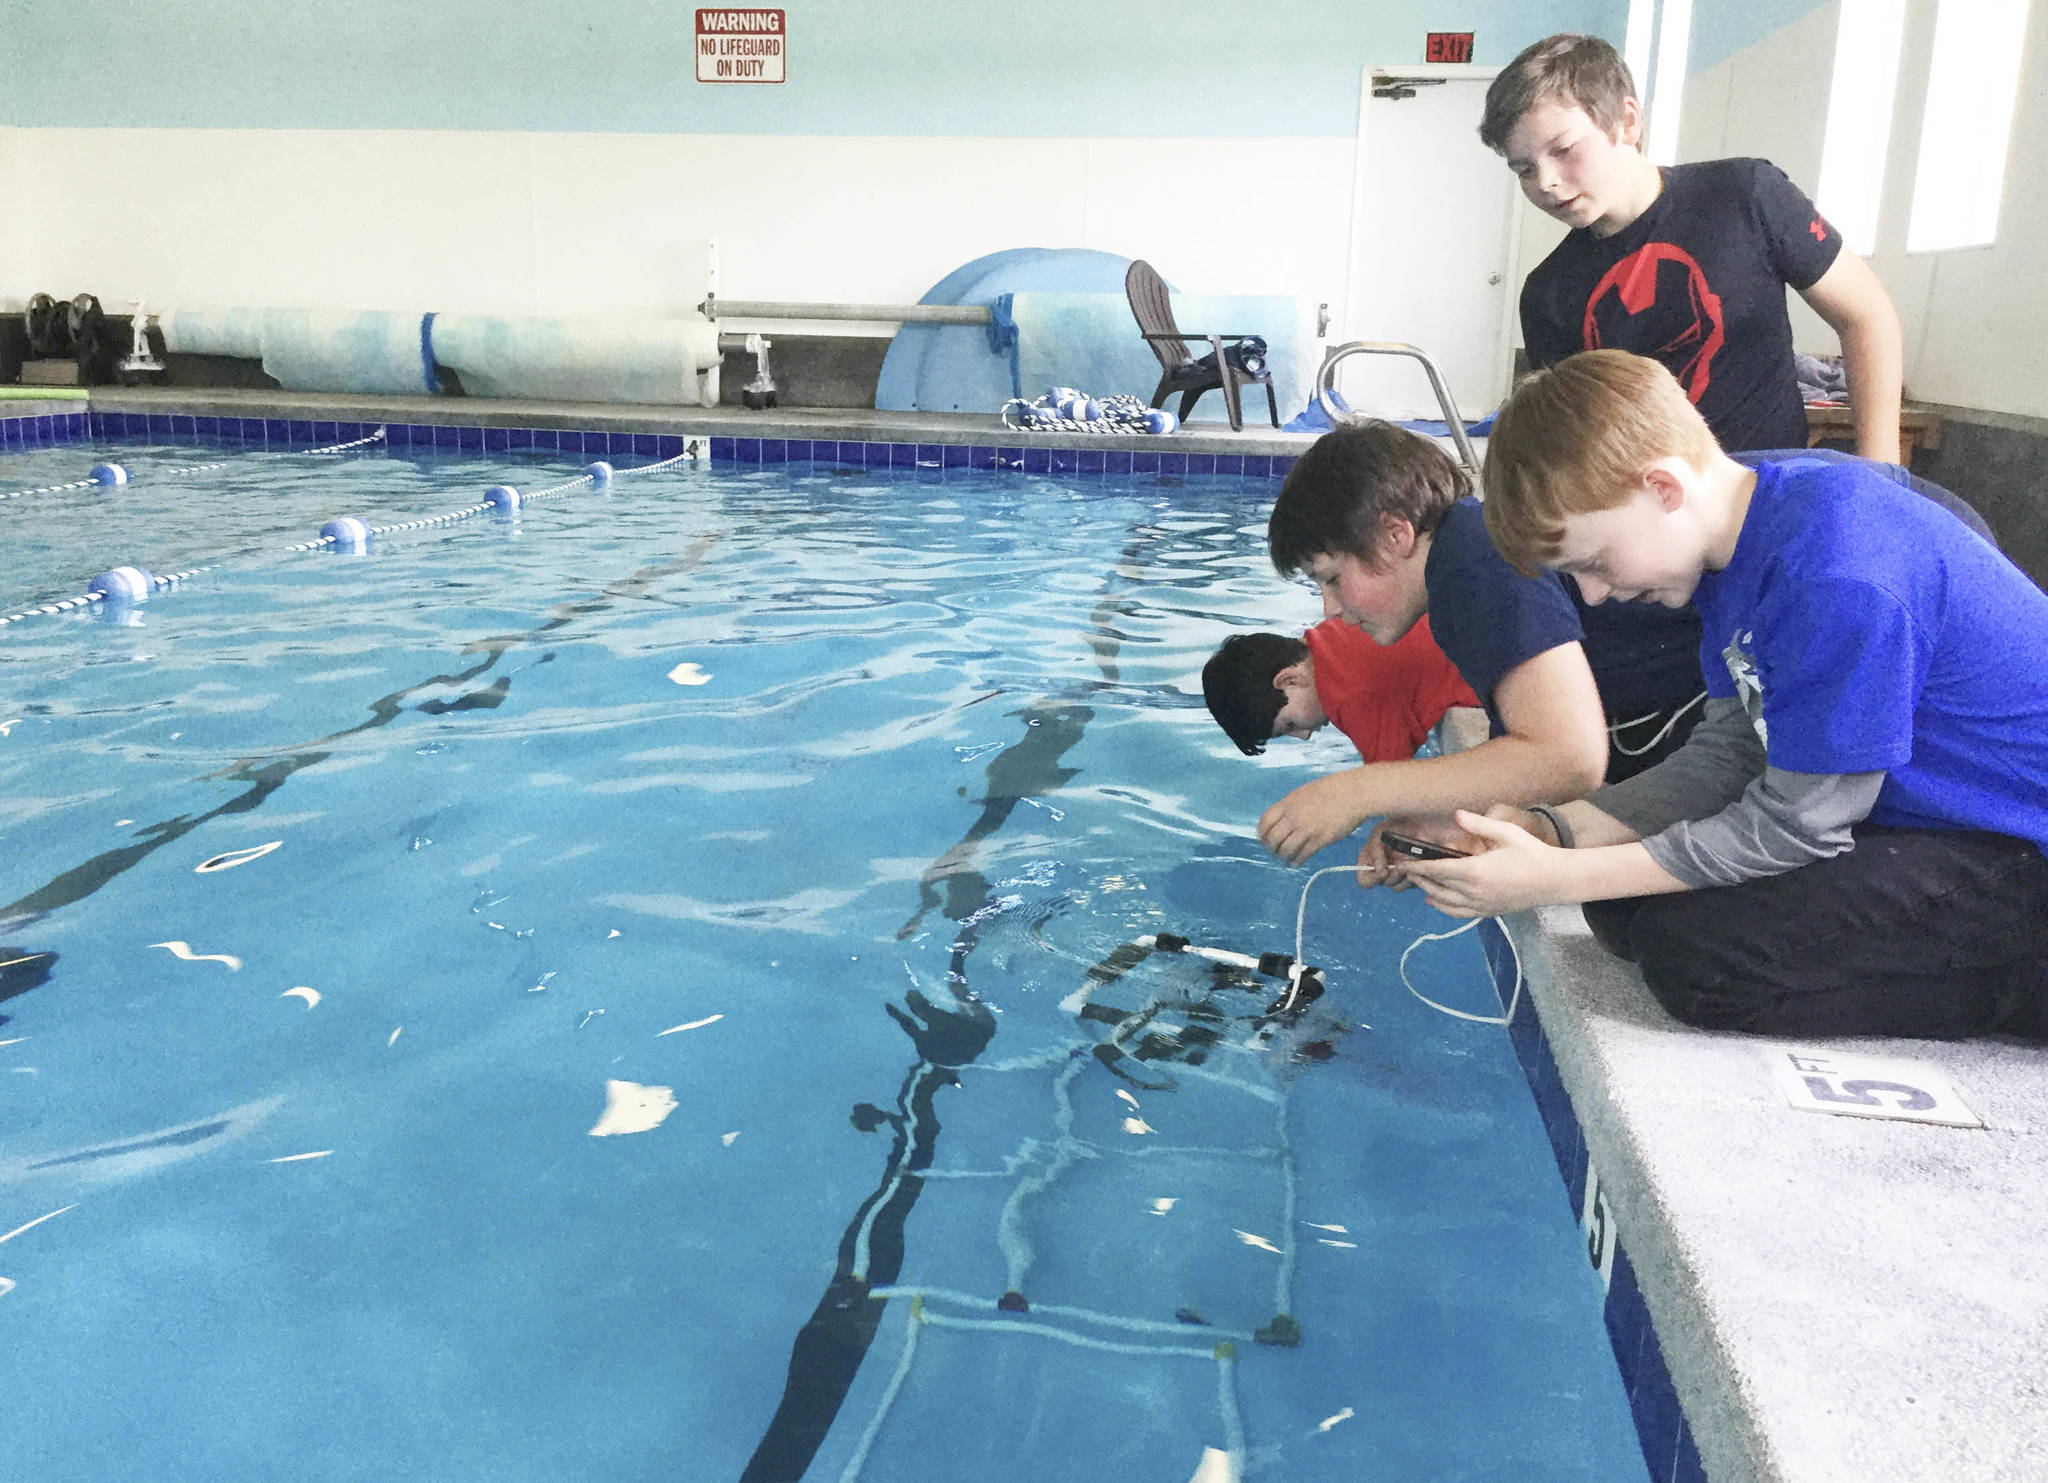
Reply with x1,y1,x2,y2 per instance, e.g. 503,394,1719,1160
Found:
0,409,91,447
68,413,1295,485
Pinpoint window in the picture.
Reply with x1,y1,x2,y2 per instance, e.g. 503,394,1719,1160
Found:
1817,0,1910,253
1624,0,1656,103
1906,0,2032,251
1646,0,1693,166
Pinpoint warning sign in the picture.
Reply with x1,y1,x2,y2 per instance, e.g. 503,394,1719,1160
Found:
696,8,785,84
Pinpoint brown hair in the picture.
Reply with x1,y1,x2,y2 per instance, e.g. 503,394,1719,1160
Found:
1268,421,1469,577
1482,350,1721,574
1478,34,1638,154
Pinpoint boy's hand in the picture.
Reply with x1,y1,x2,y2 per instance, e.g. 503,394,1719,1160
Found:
1356,829,1401,889
1399,809,1561,918
1356,814,1483,891
1479,803,1550,844
1258,775,1370,865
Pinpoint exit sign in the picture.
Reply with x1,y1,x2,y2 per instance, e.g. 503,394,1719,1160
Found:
1426,32,1474,63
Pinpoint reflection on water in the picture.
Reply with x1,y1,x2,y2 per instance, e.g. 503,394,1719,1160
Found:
0,451,1647,1483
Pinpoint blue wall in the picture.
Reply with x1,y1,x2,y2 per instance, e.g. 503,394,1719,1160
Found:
1686,0,1832,73
5,0,1625,136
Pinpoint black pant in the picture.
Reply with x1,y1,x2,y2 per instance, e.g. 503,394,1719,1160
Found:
1583,825,2048,1040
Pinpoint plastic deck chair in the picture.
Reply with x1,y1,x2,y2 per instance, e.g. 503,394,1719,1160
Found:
1125,260,1280,433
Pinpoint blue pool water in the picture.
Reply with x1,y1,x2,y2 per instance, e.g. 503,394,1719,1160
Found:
0,438,1647,1481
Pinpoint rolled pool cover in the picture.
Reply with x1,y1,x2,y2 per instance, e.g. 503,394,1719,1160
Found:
158,306,267,361
161,307,721,404
161,307,425,395
430,315,720,405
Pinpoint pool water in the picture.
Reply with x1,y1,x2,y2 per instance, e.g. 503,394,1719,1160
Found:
0,440,1647,1481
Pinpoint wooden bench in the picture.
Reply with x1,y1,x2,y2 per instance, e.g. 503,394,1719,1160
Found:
1804,402,1944,468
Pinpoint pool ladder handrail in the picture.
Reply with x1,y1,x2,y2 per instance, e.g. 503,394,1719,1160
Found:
1316,340,1481,477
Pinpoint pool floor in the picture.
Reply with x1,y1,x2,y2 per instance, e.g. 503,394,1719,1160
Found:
0,439,1646,1480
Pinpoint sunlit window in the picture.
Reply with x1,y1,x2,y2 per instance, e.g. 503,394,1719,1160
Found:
1624,0,1656,106
1907,0,2032,251
1817,0,1909,253
1646,0,1692,166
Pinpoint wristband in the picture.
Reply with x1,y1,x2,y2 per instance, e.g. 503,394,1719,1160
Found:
1528,803,1574,849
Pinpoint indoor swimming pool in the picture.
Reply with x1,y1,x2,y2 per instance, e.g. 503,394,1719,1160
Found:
0,435,1647,1481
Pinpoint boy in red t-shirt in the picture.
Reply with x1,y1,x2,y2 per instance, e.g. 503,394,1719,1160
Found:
1202,615,1481,763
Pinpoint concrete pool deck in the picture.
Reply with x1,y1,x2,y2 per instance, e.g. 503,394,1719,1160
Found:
13,384,2039,1481
1504,905,2048,1483
67,386,1328,460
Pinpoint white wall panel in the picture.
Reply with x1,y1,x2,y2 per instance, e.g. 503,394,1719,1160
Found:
8,128,1351,339
1076,137,1356,307
0,129,22,295
1680,0,2048,417
15,131,535,313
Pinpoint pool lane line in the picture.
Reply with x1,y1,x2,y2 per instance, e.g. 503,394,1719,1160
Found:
5,442,692,621
741,526,1177,1482
0,539,723,939
738,709,1083,1483
835,1296,1247,1483
993,1048,1088,1298
833,1298,925,1483
0,563,217,628
868,1286,1257,1345
0,427,387,508
353,446,694,539
0,474,100,504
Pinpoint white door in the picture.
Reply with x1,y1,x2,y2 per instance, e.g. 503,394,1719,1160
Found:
1338,65,1523,421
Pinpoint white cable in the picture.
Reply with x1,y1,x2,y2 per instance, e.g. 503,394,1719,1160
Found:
1396,917,1522,1026
1609,689,1706,756
1292,863,1524,1027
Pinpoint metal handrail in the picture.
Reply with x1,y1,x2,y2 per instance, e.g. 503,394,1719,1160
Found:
701,298,993,325
1316,340,1481,476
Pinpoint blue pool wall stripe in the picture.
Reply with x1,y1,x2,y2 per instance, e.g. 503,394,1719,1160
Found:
1478,921,1708,1483
0,410,91,447
16,408,1296,480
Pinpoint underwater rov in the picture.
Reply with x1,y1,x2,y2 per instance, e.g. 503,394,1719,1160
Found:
971,927,1340,1349
977,870,1521,1344
1065,930,1327,1060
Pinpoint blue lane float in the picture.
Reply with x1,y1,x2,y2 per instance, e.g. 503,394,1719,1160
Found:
88,566,154,603
89,463,129,486
484,486,522,511
319,517,372,554
584,461,613,485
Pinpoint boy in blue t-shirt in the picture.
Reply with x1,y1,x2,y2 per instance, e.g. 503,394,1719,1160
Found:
1405,350,2048,1039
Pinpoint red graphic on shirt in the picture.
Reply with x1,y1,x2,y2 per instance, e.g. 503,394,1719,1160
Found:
1809,217,1826,242
1581,243,1726,403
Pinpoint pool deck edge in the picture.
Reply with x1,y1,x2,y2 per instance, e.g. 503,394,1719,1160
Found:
1500,905,2048,1483
74,386,1325,458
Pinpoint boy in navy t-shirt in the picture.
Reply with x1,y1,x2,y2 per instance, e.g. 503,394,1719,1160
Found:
1405,351,2048,1039
1256,421,1706,867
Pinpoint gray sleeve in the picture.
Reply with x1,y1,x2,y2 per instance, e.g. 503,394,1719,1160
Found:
1589,696,1762,837
1640,768,1886,887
